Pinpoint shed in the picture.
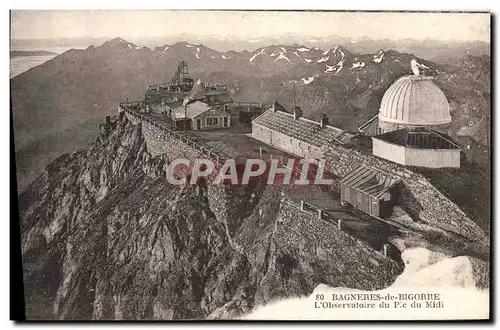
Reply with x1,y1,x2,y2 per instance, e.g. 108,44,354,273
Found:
339,165,401,218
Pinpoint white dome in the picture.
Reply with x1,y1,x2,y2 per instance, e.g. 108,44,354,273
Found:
379,76,451,126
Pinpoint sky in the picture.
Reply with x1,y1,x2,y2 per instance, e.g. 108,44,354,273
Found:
11,10,490,42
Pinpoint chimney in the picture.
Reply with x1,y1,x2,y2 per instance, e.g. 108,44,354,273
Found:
272,101,279,112
293,106,302,120
320,113,329,128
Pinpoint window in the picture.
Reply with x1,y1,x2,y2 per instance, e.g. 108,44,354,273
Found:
206,117,219,126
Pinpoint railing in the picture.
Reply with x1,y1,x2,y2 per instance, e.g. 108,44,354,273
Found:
231,101,265,108
119,102,227,166
147,83,172,90
284,198,393,259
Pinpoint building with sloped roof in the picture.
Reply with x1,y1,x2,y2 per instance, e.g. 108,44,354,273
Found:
339,165,401,218
251,101,355,161
171,100,231,131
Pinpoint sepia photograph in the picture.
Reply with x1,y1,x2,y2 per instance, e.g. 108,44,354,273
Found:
10,9,491,321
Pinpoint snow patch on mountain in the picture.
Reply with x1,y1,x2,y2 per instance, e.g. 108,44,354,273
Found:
186,44,195,48
411,59,430,75
325,62,343,74
195,47,200,59
373,50,384,63
164,46,170,52
326,60,344,74
297,47,310,52
351,62,366,69
211,56,217,59
301,75,318,85
304,58,313,63
325,47,345,75
275,52,291,63
249,48,266,63
127,44,132,49
322,49,330,55
317,56,330,63
280,47,287,53
270,51,278,57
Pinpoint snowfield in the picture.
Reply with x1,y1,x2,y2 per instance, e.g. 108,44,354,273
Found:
301,76,317,85
241,248,489,320
374,51,384,63
249,49,266,63
275,52,291,63
351,62,366,69
317,56,330,63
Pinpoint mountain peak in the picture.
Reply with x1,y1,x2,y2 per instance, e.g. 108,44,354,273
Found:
107,37,129,45
100,37,140,50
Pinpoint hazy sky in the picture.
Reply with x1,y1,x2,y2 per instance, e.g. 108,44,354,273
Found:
11,10,490,42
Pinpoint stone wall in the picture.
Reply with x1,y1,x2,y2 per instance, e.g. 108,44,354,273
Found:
122,108,217,161
274,196,402,289
322,143,487,243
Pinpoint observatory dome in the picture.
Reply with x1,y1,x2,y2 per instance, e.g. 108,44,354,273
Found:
378,76,451,126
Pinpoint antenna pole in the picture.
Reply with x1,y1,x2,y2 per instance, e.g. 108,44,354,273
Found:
293,81,296,108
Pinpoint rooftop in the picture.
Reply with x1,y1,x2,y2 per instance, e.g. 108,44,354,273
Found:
373,127,460,150
357,114,378,133
340,165,401,199
172,101,212,120
379,75,451,126
252,104,355,148
183,79,232,105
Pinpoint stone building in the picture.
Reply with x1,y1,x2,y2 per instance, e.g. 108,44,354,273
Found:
171,100,231,131
251,101,354,162
358,74,461,168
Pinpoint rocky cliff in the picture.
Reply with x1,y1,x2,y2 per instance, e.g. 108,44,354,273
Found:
20,113,405,320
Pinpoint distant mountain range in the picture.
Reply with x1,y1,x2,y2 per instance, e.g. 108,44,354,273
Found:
12,34,490,64
10,50,58,57
11,37,490,191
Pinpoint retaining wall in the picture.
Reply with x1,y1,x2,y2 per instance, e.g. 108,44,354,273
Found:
274,196,402,289
322,143,487,243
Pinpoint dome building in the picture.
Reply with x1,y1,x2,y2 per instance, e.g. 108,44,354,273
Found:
378,75,451,134
362,74,461,168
